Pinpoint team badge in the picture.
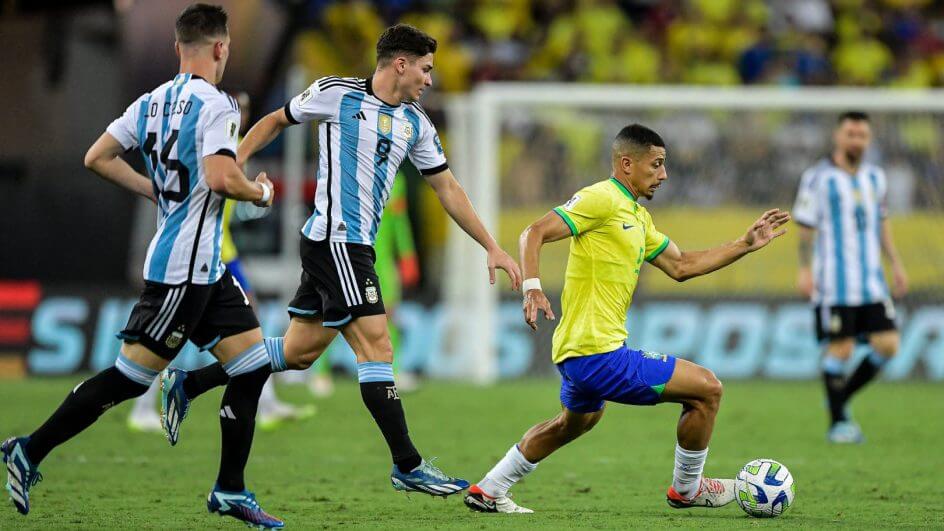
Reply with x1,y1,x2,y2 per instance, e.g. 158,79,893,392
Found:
829,313,842,333
299,88,313,104
165,325,186,349
378,114,393,135
365,277,379,304
883,299,896,320
386,385,400,400
403,122,414,140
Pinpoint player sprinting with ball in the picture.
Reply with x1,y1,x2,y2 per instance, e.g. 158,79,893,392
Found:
464,124,791,513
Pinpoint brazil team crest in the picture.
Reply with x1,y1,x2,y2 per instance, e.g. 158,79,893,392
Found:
378,114,393,135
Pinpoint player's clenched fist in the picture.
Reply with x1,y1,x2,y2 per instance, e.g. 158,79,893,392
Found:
522,289,555,331
253,172,274,207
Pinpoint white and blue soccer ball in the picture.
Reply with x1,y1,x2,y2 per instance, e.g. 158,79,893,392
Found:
734,459,795,518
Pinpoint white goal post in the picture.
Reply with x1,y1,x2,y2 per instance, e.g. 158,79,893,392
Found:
444,84,944,384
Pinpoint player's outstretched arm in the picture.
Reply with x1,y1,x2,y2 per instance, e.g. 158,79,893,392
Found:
236,108,293,166
204,155,273,207
879,218,908,298
518,211,572,330
84,132,156,203
425,168,522,290
651,208,791,282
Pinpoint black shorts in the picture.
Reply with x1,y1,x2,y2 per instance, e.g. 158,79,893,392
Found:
814,302,897,342
288,238,385,328
118,269,259,360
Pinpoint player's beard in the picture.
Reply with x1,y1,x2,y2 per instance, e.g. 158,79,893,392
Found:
845,149,863,165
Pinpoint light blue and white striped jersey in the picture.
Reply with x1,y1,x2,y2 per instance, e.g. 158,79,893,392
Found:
793,158,889,307
107,73,240,286
284,76,447,245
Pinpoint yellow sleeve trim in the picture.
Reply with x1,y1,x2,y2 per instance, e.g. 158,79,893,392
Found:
645,236,670,262
553,207,578,236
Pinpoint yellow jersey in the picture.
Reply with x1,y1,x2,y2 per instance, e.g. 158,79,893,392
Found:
550,178,670,364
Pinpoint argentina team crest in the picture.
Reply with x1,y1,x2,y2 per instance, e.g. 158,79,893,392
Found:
364,278,379,304
165,325,186,349
403,122,414,140
378,113,393,135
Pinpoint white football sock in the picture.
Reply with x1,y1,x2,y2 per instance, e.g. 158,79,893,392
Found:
673,444,708,499
478,444,538,498
130,379,159,416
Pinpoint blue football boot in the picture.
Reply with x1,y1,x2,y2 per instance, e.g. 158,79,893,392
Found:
207,485,284,529
160,368,191,446
390,459,469,497
1,437,42,515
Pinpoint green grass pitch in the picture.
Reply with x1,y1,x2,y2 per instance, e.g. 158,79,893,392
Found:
1,378,942,529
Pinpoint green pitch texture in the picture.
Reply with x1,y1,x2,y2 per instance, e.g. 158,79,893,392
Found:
1,378,942,529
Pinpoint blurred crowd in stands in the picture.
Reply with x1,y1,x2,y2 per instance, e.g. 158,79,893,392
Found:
286,1,943,212
296,0,944,89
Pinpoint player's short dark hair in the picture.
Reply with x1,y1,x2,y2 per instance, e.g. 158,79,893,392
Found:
613,124,665,156
175,3,228,45
376,24,437,65
838,111,870,124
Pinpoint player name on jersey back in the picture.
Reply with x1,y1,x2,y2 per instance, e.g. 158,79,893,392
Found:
107,73,240,285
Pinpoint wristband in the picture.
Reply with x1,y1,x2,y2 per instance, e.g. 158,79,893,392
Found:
259,182,272,203
522,278,542,292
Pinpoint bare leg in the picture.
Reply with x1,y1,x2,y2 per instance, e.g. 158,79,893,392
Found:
660,359,724,451
282,316,339,369
475,406,604,502
659,359,729,503
518,407,605,462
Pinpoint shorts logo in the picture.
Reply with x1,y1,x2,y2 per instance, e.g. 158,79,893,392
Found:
642,350,667,362
829,313,842,333
165,325,186,349
365,279,378,304
883,300,896,320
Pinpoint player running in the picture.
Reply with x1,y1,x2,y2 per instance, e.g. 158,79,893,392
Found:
2,5,284,528
463,124,791,514
159,23,521,497
309,170,422,397
794,111,908,444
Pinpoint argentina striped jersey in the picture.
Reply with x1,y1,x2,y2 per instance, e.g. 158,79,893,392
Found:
793,158,889,307
107,73,240,285
284,76,447,245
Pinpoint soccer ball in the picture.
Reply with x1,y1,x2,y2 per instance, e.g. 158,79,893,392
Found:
734,459,795,518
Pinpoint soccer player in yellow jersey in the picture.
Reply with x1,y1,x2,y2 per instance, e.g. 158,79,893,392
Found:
465,124,791,514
